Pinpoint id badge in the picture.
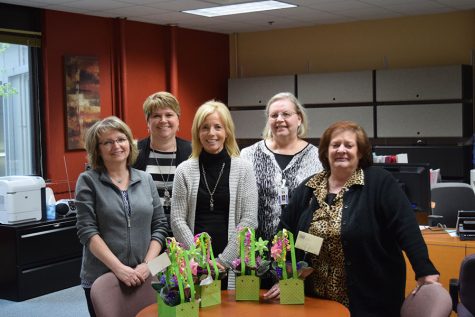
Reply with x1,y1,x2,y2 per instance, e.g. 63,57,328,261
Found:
278,185,289,205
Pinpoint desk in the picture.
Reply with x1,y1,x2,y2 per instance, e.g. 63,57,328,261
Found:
405,229,475,296
136,290,350,317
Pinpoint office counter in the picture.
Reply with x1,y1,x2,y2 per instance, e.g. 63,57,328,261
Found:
405,229,475,296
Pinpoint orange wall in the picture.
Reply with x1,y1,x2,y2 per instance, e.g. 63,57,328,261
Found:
42,10,229,198
230,10,475,77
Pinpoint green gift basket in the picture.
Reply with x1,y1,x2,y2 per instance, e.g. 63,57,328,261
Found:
193,233,222,308
272,229,304,305
235,227,260,301
156,238,199,317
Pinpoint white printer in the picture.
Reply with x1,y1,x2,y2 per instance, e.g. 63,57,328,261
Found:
0,176,45,224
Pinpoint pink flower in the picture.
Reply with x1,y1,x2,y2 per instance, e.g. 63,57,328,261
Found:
271,243,282,260
189,258,198,275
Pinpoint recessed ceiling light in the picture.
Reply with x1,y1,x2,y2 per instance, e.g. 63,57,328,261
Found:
183,1,297,18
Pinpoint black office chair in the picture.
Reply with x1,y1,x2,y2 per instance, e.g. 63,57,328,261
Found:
429,183,475,228
450,254,475,317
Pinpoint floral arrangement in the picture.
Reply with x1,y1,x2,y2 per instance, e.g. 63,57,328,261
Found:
231,227,269,276
153,237,196,307
269,229,313,281
191,232,227,285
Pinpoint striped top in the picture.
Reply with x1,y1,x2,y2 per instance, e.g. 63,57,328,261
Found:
145,149,176,213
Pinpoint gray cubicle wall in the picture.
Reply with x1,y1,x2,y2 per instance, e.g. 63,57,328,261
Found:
298,71,373,104
228,75,295,107
231,109,265,138
306,107,374,138
377,104,463,138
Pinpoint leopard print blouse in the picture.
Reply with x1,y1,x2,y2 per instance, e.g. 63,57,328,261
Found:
305,168,365,307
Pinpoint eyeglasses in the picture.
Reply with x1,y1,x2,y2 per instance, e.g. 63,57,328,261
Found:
99,137,128,148
268,111,296,120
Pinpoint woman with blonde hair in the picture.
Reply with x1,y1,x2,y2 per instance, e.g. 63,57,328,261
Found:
171,100,258,289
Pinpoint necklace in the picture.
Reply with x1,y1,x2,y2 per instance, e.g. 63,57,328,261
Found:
153,149,175,207
201,162,225,211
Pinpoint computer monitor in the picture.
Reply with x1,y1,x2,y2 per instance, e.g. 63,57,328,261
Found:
375,163,431,213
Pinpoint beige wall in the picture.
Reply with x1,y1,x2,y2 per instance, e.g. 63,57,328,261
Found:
230,10,475,78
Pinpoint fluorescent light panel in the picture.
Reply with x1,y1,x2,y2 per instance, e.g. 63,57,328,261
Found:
183,1,297,17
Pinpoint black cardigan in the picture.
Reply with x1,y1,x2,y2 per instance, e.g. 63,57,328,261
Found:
133,136,191,171
279,166,439,317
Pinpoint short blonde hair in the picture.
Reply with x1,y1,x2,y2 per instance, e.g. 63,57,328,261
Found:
143,91,180,120
262,92,308,140
191,100,240,158
84,116,138,170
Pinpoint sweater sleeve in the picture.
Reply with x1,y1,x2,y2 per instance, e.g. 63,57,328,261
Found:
378,169,439,278
75,172,99,246
170,162,195,248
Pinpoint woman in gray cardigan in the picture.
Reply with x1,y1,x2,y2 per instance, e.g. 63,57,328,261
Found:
76,116,168,316
171,100,258,289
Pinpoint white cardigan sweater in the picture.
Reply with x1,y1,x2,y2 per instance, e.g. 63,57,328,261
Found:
171,156,258,288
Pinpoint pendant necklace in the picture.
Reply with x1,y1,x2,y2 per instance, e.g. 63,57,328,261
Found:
153,149,175,207
201,162,225,211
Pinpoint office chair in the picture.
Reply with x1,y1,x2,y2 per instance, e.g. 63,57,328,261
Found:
450,254,475,317
90,272,156,317
430,182,475,228
400,283,452,317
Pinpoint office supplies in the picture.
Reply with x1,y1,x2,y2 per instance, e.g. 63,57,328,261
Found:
55,156,77,217
456,211,475,241
0,175,45,224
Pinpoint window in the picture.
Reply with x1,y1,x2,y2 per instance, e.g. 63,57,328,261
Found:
0,42,35,176
0,3,43,177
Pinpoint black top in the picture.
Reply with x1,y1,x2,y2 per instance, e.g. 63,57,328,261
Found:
273,152,294,170
195,149,231,257
133,136,191,171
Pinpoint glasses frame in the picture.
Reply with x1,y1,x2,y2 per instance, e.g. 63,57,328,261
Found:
98,137,129,149
268,111,297,120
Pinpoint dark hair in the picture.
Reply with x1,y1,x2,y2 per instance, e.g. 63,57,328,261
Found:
318,120,373,171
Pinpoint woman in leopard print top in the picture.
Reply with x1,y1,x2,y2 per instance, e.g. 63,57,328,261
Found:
267,121,439,317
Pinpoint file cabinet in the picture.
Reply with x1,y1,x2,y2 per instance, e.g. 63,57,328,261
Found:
0,216,82,301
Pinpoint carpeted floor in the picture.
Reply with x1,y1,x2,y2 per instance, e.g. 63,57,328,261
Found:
0,285,89,317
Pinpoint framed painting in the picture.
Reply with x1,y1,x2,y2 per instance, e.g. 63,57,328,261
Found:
64,55,101,151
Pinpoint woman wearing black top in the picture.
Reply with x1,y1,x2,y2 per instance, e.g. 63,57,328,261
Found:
170,100,258,289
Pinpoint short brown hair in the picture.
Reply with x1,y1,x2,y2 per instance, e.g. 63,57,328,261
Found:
318,120,373,171
84,116,138,170
143,91,180,120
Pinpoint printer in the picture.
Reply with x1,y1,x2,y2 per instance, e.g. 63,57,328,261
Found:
0,176,45,224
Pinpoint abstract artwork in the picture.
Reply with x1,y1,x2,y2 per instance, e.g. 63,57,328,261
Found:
64,55,100,150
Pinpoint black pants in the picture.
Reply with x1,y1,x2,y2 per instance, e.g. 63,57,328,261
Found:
83,287,96,317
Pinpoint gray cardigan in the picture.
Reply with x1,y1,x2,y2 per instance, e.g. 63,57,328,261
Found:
170,156,258,286
76,168,168,284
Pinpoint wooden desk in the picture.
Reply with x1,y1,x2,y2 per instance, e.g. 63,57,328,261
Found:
136,290,350,317
405,229,475,296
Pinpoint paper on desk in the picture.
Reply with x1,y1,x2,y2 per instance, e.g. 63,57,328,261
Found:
147,252,171,276
446,229,458,237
